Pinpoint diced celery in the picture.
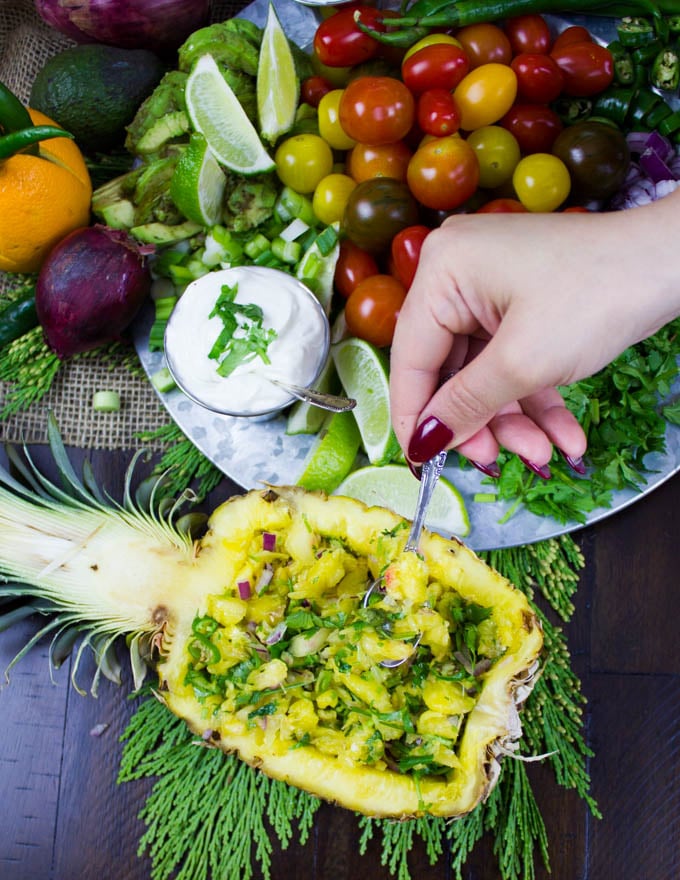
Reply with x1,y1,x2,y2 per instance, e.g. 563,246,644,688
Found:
275,186,317,226
314,225,339,257
244,233,271,259
280,218,310,241
151,367,177,393
92,391,121,413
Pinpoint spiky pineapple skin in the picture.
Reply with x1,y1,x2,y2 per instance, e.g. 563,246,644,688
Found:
159,486,543,819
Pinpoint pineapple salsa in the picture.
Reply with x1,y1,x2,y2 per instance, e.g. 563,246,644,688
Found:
161,487,544,817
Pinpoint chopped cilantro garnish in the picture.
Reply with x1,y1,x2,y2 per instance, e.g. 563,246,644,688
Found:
208,283,277,377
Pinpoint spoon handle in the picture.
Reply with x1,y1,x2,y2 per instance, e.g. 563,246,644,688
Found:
269,379,356,413
404,450,448,552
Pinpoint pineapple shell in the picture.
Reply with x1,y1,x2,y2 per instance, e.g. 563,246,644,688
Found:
158,486,543,819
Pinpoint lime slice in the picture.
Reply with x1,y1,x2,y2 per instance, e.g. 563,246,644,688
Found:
257,4,299,145
337,464,470,538
331,337,400,465
170,133,226,226
185,53,275,176
286,358,337,436
297,411,361,494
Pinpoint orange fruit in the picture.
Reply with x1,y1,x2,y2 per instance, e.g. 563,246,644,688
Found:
0,108,92,274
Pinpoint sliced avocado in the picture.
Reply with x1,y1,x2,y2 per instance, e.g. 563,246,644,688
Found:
131,221,202,245
135,110,190,154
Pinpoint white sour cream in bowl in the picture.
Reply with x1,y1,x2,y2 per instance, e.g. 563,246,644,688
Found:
164,266,330,418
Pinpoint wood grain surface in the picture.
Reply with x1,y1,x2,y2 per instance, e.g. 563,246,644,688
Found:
1,446,679,880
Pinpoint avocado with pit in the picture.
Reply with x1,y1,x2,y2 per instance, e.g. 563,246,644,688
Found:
30,44,166,154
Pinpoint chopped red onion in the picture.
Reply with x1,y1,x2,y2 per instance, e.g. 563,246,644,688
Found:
237,580,251,600
262,532,277,552
639,146,675,183
255,564,274,594
265,622,287,645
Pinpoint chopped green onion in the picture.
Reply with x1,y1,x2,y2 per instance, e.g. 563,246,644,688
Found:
275,186,317,226
243,233,271,260
151,367,177,393
474,493,498,503
148,295,178,352
92,390,121,413
280,218,310,241
271,237,302,264
314,224,339,256
203,226,245,267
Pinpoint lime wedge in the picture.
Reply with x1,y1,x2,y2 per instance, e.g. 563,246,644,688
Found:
297,411,362,494
337,464,470,538
296,223,340,316
286,358,337,436
331,337,400,465
170,133,226,226
257,3,299,145
185,53,275,176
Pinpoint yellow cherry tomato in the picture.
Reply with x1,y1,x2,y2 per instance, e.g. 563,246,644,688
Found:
274,134,334,193
465,125,520,189
403,33,463,61
512,153,571,212
318,89,357,150
312,172,357,225
453,63,517,131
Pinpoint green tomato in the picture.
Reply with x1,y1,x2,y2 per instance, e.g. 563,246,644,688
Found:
512,153,571,212
312,173,357,225
318,89,357,151
465,125,520,189
275,134,334,194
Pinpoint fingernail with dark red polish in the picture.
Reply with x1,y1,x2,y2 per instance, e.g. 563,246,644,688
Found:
471,460,501,479
408,416,454,464
520,457,551,480
407,459,422,481
560,450,586,475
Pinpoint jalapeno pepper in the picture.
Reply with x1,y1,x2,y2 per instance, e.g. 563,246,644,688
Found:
188,633,221,666
592,85,638,126
0,81,34,135
650,45,680,88
616,15,657,46
0,288,38,350
192,615,219,636
608,40,637,84
0,125,73,160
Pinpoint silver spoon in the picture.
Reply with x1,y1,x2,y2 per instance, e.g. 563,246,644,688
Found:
268,379,355,412
363,449,448,667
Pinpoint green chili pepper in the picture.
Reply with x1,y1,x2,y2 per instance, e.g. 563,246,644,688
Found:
608,40,636,83
668,14,680,32
192,615,219,636
616,15,656,46
551,96,593,125
362,0,679,47
650,45,680,88
0,288,38,350
632,37,666,65
592,85,637,125
0,125,72,160
0,81,33,135
658,108,680,137
188,634,221,666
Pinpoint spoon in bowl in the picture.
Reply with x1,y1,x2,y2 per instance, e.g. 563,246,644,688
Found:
363,449,449,667
267,379,355,412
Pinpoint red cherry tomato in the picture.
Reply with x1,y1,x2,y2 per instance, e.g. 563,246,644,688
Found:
339,76,415,145
511,53,564,103
301,75,333,108
417,89,461,137
455,23,512,67
347,140,412,182
401,43,470,94
313,7,385,68
345,274,407,347
334,239,380,299
390,224,430,288
501,103,563,153
504,14,552,54
407,136,479,211
551,42,614,97
476,197,528,213
552,25,594,51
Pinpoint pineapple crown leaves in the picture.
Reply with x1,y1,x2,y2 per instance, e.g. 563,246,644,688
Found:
0,413,200,694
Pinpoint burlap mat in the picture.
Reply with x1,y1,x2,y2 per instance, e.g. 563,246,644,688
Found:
0,0,248,447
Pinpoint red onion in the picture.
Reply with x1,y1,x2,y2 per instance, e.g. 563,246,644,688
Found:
34,0,211,55
237,580,251,600
262,532,276,552
255,564,274,594
36,225,152,359
264,622,287,646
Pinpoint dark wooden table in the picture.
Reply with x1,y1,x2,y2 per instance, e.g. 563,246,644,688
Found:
1,444,679,880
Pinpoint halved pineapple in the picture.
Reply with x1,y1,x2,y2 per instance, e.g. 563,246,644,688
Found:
159,487,543,818
0,437,542,819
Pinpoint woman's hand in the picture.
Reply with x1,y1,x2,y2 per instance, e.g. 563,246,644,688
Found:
389,189,680,475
